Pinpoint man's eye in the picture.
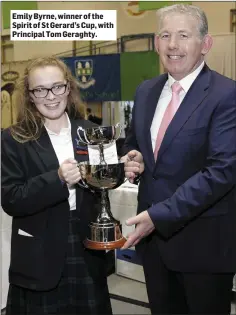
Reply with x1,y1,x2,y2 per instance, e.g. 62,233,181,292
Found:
161,34,169,38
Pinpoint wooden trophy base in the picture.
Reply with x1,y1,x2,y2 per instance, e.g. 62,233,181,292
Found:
84,237,126,250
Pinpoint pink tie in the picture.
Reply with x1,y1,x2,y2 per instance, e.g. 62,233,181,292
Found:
154,82,183,160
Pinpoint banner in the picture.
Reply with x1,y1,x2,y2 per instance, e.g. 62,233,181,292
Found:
63,54,121,102
120,51,159,101
139,1,192,11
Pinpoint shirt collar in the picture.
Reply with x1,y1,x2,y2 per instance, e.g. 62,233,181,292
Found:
168,61,205,93
45,112,71,136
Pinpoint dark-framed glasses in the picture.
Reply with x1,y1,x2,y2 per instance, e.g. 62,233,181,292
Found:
29,83,68,98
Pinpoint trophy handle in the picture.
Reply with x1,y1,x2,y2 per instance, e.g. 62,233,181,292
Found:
77,179,95,193
77,126,90,145
77,162,95,193
114,123,122,141
77,178,89,190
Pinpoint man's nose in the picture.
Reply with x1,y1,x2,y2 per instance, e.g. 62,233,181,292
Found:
168,36,178,50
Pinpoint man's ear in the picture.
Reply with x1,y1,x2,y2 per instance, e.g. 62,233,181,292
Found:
201,34,213,56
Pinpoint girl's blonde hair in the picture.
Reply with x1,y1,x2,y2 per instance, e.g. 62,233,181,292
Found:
11,56,85,143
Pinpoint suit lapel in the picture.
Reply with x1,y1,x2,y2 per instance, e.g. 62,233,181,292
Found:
143,74,168,171
155,65,211,166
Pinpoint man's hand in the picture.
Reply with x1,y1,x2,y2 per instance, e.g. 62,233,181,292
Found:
121,150,144,183
121,211,155,249
58,158,81,185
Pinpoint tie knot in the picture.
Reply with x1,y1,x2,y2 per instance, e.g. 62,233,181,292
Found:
171,82,182,94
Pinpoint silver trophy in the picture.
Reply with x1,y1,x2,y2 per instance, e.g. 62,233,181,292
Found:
77,123,126,250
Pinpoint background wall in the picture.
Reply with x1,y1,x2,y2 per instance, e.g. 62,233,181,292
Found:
1,1,235,61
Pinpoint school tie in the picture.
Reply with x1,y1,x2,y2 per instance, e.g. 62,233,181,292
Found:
154,81,183,161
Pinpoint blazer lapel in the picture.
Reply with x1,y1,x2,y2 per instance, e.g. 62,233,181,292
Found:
71,119,89,163
155,65,211,165
31,127,59,171
71,119,80,161
32,120,87,213
143,74,168,171
32,120,83,171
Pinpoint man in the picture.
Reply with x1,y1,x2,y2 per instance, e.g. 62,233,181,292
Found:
122,4,236,314
86,107,102,125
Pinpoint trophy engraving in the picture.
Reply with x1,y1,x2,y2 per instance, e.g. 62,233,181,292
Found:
77,124,126,250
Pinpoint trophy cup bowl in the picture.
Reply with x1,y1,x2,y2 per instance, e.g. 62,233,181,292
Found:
77,123,121,145
78,161,127,250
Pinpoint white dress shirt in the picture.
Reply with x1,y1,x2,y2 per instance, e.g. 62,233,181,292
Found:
150,61,205,151
45,113,76,210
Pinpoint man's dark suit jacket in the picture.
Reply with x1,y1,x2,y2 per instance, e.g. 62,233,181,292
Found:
123,65,236,273
1,119,107,291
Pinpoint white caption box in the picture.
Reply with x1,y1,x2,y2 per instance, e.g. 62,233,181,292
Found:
10,10,117,41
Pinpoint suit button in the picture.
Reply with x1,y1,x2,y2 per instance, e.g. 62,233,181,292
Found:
152,176,156,180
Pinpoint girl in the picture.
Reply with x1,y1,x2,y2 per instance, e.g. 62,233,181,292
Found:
1,56,112,315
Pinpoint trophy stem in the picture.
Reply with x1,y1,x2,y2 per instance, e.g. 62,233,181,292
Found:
85,188,126,250
96,189,118,224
